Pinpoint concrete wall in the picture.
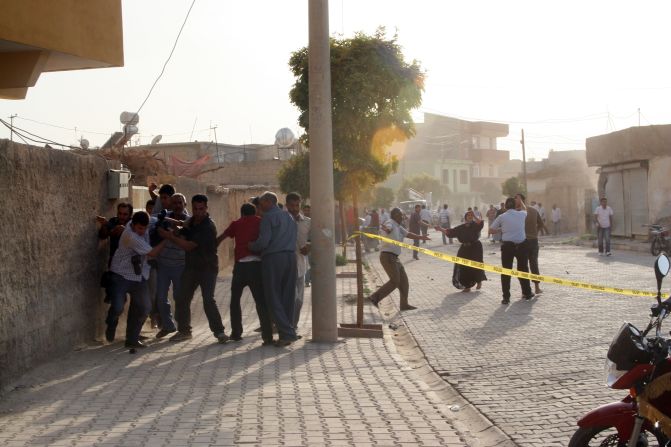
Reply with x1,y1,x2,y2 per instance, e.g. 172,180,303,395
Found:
0,140,115,391
199,159,284,187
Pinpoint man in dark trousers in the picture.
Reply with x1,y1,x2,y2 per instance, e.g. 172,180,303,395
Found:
367,208,429,310
409,204,423,260
159,194,229,344
489,197,534,305
217,203,273,344
516,193,546,295
250,191,298,347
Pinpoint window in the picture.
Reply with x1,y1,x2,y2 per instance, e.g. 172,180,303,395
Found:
472,136,480,149
460,169,468,185
473,164,480,177
441,169,449,185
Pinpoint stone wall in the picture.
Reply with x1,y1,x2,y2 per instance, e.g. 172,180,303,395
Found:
0,140,116,391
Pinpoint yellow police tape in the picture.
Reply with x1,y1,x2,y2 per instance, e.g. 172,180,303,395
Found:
353,231,660,299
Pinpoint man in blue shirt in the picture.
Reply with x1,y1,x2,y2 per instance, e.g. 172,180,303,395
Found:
489,196,534,304
249,191,298,346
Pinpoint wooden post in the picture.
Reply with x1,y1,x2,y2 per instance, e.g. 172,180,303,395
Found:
352,193,364,327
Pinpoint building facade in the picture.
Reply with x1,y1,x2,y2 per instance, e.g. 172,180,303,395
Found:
586,125,671,238
0,0,124,99
384,112,510,210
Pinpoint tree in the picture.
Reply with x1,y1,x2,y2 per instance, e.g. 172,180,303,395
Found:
370,186,395,209
397,173,449,202
287,28,424,200
501,176,526,198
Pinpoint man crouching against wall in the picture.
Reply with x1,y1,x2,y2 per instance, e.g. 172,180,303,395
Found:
106,211,168,347
249,191,298,347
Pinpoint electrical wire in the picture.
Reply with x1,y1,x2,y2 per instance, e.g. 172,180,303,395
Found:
131,0,197,120
14,115,110,135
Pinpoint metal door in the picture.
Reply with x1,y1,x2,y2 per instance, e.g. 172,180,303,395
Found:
624,167,649,237
604,171,626,236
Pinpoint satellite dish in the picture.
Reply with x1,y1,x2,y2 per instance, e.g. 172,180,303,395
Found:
80,138,90,150
151,135,163,145
275,127,296,148
120,111,140,125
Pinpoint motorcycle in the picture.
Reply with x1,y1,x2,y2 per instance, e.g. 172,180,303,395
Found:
646,224,671,257
569,254,671,447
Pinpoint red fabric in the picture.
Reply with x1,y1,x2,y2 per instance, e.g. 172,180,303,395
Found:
222,215,261,261
170,154,211,177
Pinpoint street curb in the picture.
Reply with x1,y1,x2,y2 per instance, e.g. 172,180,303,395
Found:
365,264,518,447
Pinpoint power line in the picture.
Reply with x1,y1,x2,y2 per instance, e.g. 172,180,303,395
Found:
13,115,110,135
131,0,197,120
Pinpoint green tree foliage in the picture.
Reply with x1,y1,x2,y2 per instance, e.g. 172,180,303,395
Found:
285,29,424,199
501,176,526,198
397,173,449,202
370,186,395,209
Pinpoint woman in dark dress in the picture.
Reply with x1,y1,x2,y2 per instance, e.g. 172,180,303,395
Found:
436,210,487,292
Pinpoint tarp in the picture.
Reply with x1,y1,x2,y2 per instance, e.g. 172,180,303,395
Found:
169,154,211,178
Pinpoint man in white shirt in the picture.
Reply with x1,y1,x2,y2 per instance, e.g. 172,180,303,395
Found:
438,204,453,244
380,208,390,225
537,203,547,236
286,192,311,329
594,197,614,256
419,205,432,244
107,212,167,347
367,208,429,311
489,197,534,304
551,204,562,236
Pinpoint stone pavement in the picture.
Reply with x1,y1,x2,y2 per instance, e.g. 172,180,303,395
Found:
0,266,466,446
365,230,663,447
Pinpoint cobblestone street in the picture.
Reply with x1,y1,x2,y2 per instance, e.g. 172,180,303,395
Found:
366,230,663,447
0,269,465,447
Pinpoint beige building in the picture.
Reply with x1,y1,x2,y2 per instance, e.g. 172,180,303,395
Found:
0,0,124,99
385,113,510,209
525,150,598,234
587,125,671,238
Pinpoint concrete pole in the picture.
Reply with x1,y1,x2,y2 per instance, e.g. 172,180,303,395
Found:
308,0,338,342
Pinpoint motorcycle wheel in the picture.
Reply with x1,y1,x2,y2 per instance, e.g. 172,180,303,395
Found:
651,237,664,256
568,425,668,447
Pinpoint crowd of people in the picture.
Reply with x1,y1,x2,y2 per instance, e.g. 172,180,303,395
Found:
364,196,615,309
96,185,311,349
97,185,616,347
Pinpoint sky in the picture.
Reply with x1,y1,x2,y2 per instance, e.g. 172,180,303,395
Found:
2,0,671,160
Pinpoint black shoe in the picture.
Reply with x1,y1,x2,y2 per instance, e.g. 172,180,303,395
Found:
169,331,193,342
216,332,230,344
156,328,176,339
400,305,417,311
124,340,147,348
501,297,510,305
262,339,275,346
274,339,294,347
230,334,242,341
105,325,116,343
253,327,262,333
522,293,535,301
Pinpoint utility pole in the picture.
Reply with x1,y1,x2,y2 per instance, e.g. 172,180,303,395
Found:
520,129,528,194
308,0,338,342
9,114,17,143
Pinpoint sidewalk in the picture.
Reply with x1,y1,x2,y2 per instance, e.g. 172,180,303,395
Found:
0,265,465,447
